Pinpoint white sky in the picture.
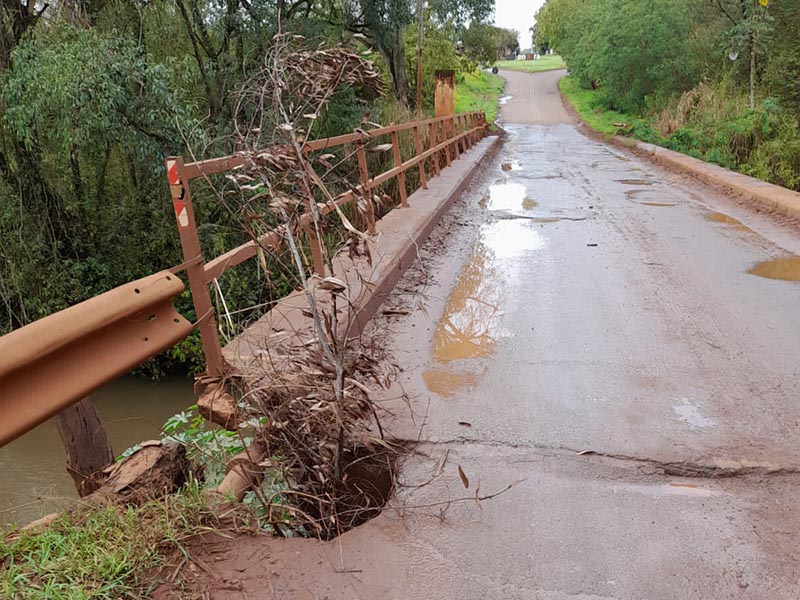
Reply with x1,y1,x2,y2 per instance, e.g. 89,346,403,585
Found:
494,0,546,50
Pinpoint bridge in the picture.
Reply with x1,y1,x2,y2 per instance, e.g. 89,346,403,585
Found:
3,67,800,597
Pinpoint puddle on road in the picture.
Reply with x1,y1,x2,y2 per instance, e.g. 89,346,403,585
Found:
483,182,532,212
499,95,513,106
422,370,479,397
641,201,677,207
623,482,718,497
501,161,522,172
673,398,716,430
424,220,544,395
522,198,538,210
748,257,800,281
617,179,654,186
706,212,752,232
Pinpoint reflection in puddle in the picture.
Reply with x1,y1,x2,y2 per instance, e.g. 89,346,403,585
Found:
485,182,526,211
499,95,513,105
522,197,538,210
706,212,751,232
748,257,800,281
622,482,718,497
641,201,677,207
422,370,479,397
673,398,715,430
425,220,544,394
617,179,654,186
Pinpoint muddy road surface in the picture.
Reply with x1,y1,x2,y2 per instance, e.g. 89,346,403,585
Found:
164,69,800,599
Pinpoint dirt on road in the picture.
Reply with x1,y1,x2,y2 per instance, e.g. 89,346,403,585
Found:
155,69,800,600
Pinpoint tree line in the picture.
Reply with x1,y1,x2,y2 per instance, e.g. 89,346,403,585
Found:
536,0,800,190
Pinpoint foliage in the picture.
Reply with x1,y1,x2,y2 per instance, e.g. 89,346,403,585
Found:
0,483,216,599
543,0,800,191
404,21,461,111
455,70,504,125
460,23,519,66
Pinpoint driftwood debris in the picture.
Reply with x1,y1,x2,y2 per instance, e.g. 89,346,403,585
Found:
89,441,191,505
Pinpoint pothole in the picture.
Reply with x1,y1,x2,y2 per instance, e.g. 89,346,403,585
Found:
748,256,800,281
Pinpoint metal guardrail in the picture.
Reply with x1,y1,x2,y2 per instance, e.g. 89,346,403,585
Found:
0,111,487,448
167,111,489,377
0,272,192,446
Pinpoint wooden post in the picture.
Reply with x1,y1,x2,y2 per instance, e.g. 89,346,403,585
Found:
356,142,376,234
428,122,440,176
391,130,408,207
166,156,224,377
434,70,455,118
412,125,428,189
57,399,114,497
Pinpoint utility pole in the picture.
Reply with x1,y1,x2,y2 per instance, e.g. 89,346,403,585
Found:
416,0,424,113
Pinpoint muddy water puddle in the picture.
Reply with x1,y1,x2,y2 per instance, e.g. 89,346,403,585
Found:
748,257,800,281
424,220,544,396
640,201,677,207
616,179,654,186
482,182,538,213
501,161,522,172
705,212,752,232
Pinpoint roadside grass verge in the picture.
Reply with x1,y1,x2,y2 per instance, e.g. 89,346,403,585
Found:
495,55,566,73
560,73,800,191
559,75,633,136
0,483,219,599
455,70,504,125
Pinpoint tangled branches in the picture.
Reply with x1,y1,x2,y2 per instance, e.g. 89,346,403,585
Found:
214,34,400,539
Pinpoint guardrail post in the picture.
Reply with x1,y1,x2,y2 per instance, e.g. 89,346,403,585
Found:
166,156,225,377
390,130,408,207
412,125,428,189
355,141,376,234
442,121,452,166
428,122,441,176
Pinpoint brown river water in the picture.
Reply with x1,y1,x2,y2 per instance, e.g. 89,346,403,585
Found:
0,375,194,528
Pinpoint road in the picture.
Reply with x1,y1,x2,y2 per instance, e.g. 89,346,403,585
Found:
175,69,800,599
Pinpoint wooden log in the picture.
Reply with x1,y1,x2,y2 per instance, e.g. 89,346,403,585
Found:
90,441,191,505
56,398,114,497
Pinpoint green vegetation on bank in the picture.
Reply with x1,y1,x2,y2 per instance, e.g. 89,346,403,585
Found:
495,55,566,73
0,484,216,599
455,71,505,125
538,0,800,191
559,76,631,136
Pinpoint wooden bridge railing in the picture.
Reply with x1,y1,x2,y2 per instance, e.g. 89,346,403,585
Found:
166,111,489,377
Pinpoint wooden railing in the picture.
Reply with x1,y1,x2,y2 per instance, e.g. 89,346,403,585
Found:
166,111,489,376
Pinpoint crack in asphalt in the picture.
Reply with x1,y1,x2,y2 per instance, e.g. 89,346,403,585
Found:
407,437,800,480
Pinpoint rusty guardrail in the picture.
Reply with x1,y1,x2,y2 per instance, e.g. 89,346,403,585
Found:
0,111,486,449
167,111,489,377
0,272,192,446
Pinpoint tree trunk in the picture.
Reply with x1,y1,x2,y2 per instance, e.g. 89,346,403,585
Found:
56,399,114,497
392,26,408,104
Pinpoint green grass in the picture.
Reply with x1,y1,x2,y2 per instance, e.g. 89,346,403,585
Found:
559,75,633,136
0,484,217,599
495,55,566,73
455,70,504,125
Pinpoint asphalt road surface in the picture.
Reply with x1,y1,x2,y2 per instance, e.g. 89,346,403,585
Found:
181,68,800,599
